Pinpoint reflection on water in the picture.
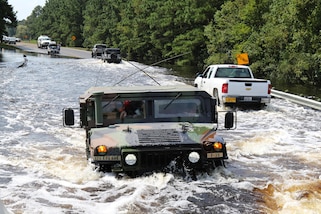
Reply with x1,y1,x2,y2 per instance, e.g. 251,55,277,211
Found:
271,77,321,100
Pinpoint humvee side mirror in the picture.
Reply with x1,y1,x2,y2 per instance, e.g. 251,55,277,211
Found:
64,108,75,126
224,111,234,129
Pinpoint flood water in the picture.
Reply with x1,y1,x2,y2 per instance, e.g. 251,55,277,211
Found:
1,49,321,214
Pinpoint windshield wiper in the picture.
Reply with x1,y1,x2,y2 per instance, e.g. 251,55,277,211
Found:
102,95,120,109
163,92,182,110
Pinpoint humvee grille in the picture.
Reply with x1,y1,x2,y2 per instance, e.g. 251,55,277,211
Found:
137,129,181,144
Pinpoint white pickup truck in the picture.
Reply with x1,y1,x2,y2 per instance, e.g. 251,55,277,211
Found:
194,64,272,108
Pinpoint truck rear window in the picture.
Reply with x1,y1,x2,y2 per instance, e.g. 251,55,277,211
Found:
215,68,251,78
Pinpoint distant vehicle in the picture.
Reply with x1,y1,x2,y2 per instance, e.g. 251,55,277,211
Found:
47,41,60,55
2,35,8,43
37,35,51,48
102,48,122,63
63,85,235,179
8,37,16,44
91,44,107,58
15,37,21,42
194,64,272,109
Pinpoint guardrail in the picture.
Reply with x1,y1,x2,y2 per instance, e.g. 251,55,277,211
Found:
271,89,321,110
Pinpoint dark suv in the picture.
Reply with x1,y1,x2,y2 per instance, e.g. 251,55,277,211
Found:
102,48,122,63
91,44,107,58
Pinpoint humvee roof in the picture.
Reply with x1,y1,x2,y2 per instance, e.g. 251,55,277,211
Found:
80,85,208,101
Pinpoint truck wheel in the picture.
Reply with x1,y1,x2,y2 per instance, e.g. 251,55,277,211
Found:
213,89,221,106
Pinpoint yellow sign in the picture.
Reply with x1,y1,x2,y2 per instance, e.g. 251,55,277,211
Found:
71,35,76,41
237,53,249,65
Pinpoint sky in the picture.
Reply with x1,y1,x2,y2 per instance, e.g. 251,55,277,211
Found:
8,0,47,21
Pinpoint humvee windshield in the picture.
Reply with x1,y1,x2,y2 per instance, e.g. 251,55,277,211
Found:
102,100,145,119
101,98,203,123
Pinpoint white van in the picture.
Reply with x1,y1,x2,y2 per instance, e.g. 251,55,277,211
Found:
37,35,51,48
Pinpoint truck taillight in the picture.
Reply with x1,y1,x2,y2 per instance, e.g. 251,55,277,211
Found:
222,83,228,93
268,84,272,94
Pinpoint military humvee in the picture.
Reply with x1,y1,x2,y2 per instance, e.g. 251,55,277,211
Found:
64,85,234,177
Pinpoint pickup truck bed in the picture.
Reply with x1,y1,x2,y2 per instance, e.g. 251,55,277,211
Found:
194,64,272,108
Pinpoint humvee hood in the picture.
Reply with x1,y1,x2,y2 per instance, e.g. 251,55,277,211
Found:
90,122,217,148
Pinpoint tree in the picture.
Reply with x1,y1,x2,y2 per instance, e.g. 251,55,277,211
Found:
205,0,270,66
83,0,121,48
15,24,28,40
27,0,87,46
0,0,17,37
25,6,43,40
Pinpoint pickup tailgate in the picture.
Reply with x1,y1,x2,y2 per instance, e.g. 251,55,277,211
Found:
227,79,270,96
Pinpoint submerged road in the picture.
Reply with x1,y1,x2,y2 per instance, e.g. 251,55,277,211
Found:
14,42,91,59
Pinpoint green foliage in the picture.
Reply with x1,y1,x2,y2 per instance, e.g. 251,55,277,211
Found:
24,6,43,40
205,0,321,85
15,24,28,39
0,0,17,37
8,0,321,86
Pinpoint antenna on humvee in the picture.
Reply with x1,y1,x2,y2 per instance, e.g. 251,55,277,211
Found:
113,51,191,86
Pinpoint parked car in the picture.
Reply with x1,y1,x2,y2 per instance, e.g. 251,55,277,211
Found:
8,37,16,44
2,35,9,43
194,64,272,108
91,44,107,58
102,48,122,63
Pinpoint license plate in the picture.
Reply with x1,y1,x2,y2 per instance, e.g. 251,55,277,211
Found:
207,152,223,158
225,97,236,103
94,155,121,161
244,97,252,101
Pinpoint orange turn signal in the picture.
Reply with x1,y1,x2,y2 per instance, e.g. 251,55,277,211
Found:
97,145,107,154
213,142,223,151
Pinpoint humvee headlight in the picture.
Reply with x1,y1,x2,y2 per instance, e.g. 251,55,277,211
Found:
213,142,223,151
97,145,107,154
188,152,200,163
125,154,137,166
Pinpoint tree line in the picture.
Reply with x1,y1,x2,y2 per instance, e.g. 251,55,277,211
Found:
3,0,321,86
